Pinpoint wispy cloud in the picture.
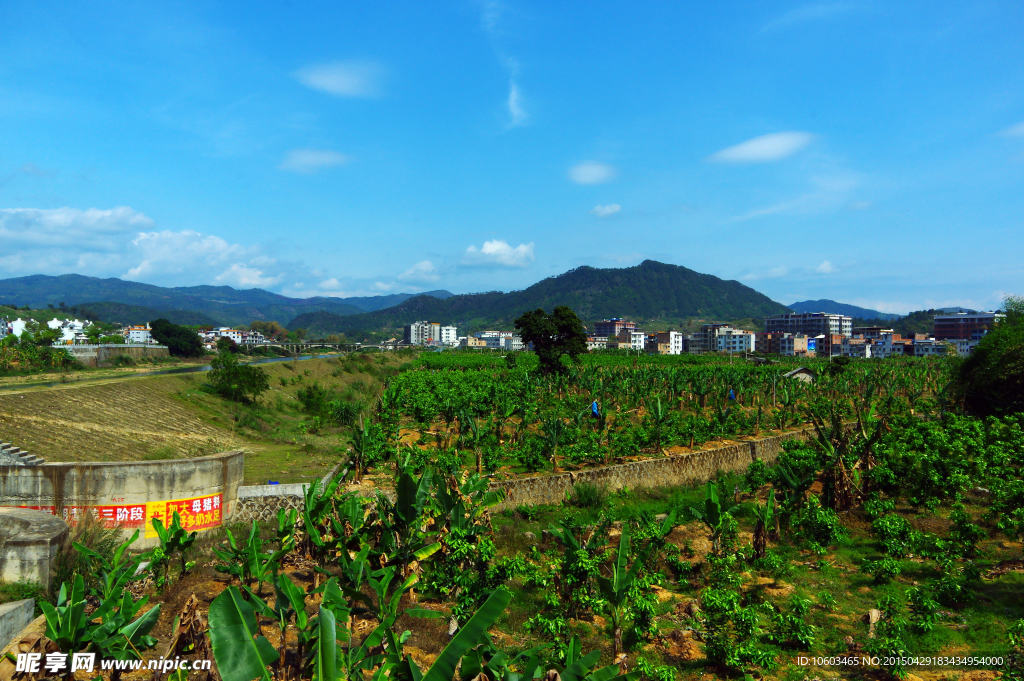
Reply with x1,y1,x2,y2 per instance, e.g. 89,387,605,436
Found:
569,161,618,185
507,81,527,126
847,200,872,210
279,149,349,174
815,260,836,274
591,204,621,217
293,60,385,98
743,266,790,281
999,121,1024,137
762,3,855,31
462,239,535,268
399,260,440,282
711,132,816,163
479,1,528,128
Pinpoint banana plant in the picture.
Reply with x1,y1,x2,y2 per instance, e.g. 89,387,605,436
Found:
302,469,344,563
648,396,671,454
596,525,651,659
459,408,483,475
41,575,162,676
752,488,776,559
74,528,147,600
541,416,564,472
208,586,279,681
375,465,441,594
150,510,197,587
689,481,738,556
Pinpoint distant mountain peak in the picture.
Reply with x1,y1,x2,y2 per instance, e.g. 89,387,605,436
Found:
787,299,900,321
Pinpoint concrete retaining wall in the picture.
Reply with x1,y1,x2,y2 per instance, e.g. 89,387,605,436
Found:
0,508,67,585
0,450,244,548
0,600,35,651
230,429,818,519
63,344,170,367
490,427,816,511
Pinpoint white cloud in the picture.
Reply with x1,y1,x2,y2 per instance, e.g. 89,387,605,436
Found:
742,266,789,281
847,200,872,210
815,260,836,274
279,149,349,174
318,278,341,290
0,206,291,290
569,161,617,185
710,132,816,163
591,204,621,217
293,60,385,98
462,239,535,268
999,121,1024,137
399,260,440,282
215,264,282,287
507,81,527,126
762,3,854,31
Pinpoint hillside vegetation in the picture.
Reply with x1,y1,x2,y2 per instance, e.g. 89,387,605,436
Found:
0,274,440,326
289,260,791,340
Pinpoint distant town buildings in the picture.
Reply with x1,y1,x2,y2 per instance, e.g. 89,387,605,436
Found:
402,321,461,348
933,311,1004,341
765,312,853,338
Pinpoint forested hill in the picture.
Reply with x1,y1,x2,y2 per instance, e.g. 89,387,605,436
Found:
788,299,899,321
288,260,791,340
0,274,450,327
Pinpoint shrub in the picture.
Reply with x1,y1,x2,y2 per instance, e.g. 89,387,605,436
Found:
566,481,609,509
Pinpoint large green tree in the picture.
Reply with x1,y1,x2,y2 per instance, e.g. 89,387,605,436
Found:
207,350,270,403
959,295,1024,416
150,318,204,357
514,305,588,375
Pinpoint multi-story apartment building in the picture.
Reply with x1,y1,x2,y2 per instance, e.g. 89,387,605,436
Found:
852,327,894,339
691,323,737,354
716,330,755,353
765,312,852,339
912,340,953,357
933,312,1004,341
403,321,458,346
586,336,609,351
126,324,154,344
779,334,811,356
459,336,487,349
614,329,646,352
594,318,637,337
648,331,685,355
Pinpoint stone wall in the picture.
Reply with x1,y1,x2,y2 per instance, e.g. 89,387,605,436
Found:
235,483,306,523
0,450,244,548
0,508,67,585
489,426,816,511
64,344,170,367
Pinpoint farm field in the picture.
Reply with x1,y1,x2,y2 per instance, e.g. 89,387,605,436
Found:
5,347,1024,681
0,352,407,484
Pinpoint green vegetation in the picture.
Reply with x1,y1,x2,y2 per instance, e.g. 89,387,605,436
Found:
207,350,271,403
959,295,1024,417
151,317,205,357
514,305,588,375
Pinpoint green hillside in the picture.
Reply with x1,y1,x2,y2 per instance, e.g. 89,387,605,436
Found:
288,260,791,340
79,302,222,327
789,298,899,321
0,274,399,326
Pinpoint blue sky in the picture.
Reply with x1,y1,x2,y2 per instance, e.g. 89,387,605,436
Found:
1,1,1022,314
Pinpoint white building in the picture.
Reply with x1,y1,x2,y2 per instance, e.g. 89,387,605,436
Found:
440,325,458,347
404,321,458,346
586,336,608,351
716,329,755,353
126,325,154,344
500,336,525,351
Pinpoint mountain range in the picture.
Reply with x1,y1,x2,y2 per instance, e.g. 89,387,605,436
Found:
0,274,452,326
787,299,900,321
288,260,791,340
